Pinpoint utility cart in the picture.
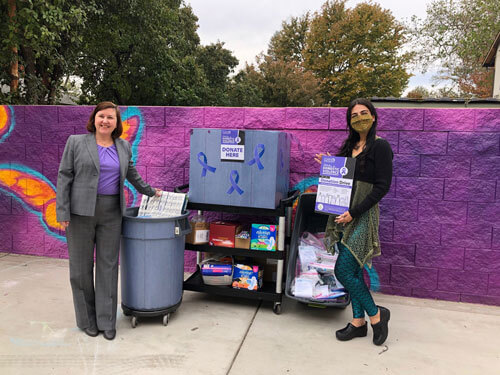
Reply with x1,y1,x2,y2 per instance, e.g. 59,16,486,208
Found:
176,185,298,314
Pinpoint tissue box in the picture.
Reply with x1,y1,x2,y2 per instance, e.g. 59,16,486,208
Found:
232,264,263,290
189,128,290,209
235,231,250,249
209,222,242,248
250,224,278,251
186,221,210,244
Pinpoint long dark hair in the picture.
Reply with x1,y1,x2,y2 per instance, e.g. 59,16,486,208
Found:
337,98,378,158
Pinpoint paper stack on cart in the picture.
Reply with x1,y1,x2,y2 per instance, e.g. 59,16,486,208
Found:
137,192,188,217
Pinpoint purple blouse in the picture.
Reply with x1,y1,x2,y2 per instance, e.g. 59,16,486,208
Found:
97,144,120,195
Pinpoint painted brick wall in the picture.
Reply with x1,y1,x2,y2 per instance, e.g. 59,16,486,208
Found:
0,105,499,306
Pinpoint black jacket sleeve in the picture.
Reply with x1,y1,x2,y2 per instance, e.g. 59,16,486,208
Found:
349,139,393,218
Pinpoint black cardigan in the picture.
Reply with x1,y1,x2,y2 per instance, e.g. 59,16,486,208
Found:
348,138,393,218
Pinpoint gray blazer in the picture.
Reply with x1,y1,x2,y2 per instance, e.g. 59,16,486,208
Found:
56,133,155,222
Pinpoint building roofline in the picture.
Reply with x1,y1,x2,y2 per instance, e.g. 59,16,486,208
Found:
370,96,500,104
483,31,500,67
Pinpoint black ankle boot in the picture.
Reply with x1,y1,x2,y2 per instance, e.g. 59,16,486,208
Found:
371,306,390,345
335,322,368,341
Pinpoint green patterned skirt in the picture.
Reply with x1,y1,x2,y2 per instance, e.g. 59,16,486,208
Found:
324,180,381,268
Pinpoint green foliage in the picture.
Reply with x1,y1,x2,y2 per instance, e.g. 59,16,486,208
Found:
227,67,265,107
196,42,239,106
303,0,412,106
268,14,310,63
0,0,98,104
77,0,201,105
76,1,239,105
228,55,325,107
410,0,500,97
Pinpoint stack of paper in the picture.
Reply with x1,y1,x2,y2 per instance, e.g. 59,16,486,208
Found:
137,192,188,218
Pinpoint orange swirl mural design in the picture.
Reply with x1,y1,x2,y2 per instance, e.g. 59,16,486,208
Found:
0,164,64,240
0,105,15,143
0,107,145,242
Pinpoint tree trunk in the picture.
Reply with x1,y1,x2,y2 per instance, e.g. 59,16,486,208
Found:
8,0,19,93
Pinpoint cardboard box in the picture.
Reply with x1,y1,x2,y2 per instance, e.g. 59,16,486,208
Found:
209,222,242,248
186,221,210,244
232,264,263,290
255,258,277,283
235,231,250,249
250,224,278,251
189,129,290,209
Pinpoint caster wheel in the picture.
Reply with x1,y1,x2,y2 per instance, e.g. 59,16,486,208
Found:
163,314,169,326
273,303,282,315
131,316,138,328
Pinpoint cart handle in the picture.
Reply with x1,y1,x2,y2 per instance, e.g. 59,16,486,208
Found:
280,189,300,207
174,183,189,193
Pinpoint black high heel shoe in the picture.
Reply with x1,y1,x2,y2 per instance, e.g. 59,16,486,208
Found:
371,306,390,345
335,322,368,341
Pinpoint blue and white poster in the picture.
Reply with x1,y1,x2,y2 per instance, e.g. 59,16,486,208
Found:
315,155,356,215
220,129,245,162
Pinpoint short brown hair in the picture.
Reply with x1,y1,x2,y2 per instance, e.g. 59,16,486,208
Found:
86,101,123,139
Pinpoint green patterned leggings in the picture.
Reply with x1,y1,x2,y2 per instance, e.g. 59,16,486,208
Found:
335,241,378,319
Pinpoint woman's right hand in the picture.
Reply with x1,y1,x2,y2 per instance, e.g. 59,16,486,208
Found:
314,152,331,164
59,221,70,230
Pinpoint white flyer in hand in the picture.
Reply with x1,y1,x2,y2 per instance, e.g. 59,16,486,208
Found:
315,155,356,216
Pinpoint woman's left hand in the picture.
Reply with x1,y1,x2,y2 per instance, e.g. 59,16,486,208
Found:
154,188,163,197
335,211,352,225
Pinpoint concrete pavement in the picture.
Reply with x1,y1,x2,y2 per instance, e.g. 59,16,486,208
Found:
1,253,499,375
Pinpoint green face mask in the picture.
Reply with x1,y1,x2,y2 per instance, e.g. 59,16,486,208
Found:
350,113,373,133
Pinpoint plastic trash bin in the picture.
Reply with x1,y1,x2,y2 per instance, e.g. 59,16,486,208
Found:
285,193,350,308
120,207,191,328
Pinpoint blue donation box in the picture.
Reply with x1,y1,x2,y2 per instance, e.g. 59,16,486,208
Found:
189,129,290,209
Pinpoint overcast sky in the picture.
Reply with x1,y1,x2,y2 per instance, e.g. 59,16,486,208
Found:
186,0,437,92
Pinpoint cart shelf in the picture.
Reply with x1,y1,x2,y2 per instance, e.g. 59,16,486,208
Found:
184,243,285,260
184,270,281,302
176,185,299,315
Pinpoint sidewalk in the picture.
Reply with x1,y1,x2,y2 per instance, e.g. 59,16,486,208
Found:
1,253,499,375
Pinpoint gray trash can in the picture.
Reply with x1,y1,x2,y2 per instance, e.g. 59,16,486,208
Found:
120,207,191,328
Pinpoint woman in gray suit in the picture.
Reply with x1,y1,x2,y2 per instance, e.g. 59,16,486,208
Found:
56,102,161,340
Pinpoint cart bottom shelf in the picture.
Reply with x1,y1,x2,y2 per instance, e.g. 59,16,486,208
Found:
183,270,282,303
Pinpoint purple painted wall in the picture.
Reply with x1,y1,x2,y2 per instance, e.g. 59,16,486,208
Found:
0,105,499,306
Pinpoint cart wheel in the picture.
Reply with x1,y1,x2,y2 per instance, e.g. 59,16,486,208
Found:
273,303,282,315
131,316,138,328
163,314,169,326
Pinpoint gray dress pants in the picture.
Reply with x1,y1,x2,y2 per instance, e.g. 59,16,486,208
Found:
66,194,122,331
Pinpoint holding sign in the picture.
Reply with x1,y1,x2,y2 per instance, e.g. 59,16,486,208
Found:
315,155,356,215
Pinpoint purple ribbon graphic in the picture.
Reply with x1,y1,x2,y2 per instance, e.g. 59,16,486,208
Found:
248,144,265,170
197,152,216,177
227,170,244,195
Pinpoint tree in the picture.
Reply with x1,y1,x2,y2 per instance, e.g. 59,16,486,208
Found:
303,0,412,106
196,42,239,106
268,14,310,63
228,56,325,107
411,0,500,97
406,86,432,99
227,65,265,107
0,0,97,104
77,0,208,105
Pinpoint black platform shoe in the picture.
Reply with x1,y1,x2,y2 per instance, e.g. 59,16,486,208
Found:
335,322,368,341
371,306,390,346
